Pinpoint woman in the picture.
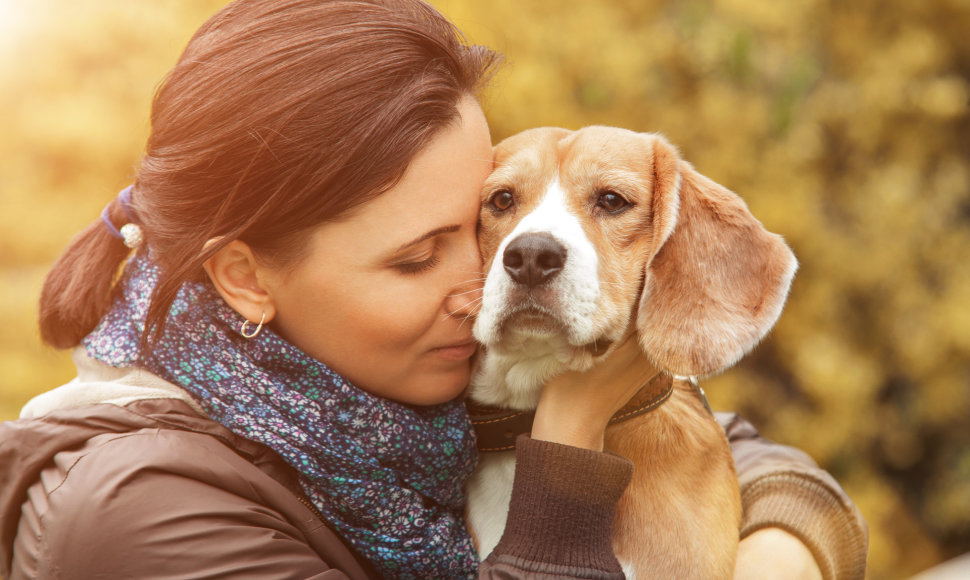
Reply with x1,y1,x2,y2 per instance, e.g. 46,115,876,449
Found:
0,0,867,578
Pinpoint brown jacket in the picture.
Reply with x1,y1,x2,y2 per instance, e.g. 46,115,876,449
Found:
0,352,867,579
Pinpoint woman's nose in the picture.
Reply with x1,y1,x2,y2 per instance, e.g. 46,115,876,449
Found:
445,277,483,319
444,238,484,319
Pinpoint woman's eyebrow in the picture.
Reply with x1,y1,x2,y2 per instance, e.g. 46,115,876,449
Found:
395,224,460,253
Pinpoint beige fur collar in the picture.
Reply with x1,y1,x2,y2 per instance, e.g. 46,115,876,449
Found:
20,348,204,419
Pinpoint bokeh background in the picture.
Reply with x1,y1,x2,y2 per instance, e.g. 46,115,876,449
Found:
1,0,968,578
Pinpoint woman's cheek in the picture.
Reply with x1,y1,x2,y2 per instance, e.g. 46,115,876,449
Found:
374,283,442,338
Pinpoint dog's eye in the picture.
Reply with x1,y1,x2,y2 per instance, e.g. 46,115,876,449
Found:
489,190,515,212
596,191,629,213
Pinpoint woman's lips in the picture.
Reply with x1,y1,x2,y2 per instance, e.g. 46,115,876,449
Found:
431,339,478,361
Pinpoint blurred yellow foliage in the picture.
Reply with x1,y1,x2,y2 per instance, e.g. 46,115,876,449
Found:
1,1,968,578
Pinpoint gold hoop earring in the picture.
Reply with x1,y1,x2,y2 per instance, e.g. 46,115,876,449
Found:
241,312,266,339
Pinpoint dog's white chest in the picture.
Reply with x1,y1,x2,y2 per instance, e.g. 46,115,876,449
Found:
466,451,516,558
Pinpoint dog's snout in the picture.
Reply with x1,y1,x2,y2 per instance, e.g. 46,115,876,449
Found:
502,232,567,288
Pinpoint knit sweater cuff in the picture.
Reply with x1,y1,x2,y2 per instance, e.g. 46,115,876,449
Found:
740,472,869,580
488,435,633,576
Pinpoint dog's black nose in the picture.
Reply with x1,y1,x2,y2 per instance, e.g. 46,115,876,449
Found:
503,232,567,288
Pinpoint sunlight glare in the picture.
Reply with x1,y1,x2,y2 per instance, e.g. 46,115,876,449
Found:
0,0,33,51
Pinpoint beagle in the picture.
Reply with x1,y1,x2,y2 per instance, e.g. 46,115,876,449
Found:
466,127,798,579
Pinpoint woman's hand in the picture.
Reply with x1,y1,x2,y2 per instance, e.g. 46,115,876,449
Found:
734,528,823,580
531,333,658,451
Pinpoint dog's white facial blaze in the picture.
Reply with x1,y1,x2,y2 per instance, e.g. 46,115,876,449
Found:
471,178,604,409
474,178,601,349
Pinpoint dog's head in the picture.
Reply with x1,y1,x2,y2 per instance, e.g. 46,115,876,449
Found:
473,126,797,381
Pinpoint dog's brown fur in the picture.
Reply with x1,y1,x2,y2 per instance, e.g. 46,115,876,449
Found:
470,127,797,578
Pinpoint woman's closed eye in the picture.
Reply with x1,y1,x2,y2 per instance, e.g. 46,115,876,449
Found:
395,249,441,275
389,225,463,275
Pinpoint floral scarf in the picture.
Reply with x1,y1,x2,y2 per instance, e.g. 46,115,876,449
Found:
84,253,479,579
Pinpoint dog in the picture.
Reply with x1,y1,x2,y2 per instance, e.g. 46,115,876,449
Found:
465,126,798,579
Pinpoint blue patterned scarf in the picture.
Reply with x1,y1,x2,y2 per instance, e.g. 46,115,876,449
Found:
84,253,479,579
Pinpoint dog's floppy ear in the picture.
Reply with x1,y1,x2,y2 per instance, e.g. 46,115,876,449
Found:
637,136,798,377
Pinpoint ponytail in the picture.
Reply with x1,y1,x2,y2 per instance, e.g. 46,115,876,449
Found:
38,200,135,349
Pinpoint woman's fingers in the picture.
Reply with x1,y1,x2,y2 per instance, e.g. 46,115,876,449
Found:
532,334,658,451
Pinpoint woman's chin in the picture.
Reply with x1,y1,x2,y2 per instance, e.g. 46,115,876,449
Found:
395,368,472,407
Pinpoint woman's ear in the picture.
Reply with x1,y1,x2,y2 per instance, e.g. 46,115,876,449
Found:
202,239,277,326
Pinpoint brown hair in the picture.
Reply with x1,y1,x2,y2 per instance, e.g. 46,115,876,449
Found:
39,0,499,349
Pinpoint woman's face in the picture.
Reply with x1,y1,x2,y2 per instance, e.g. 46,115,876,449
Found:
263,96,491,405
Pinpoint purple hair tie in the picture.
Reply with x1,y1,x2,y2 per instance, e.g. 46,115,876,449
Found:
101,185,143,248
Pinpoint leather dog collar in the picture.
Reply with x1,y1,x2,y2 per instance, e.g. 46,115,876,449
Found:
466,373,675,453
